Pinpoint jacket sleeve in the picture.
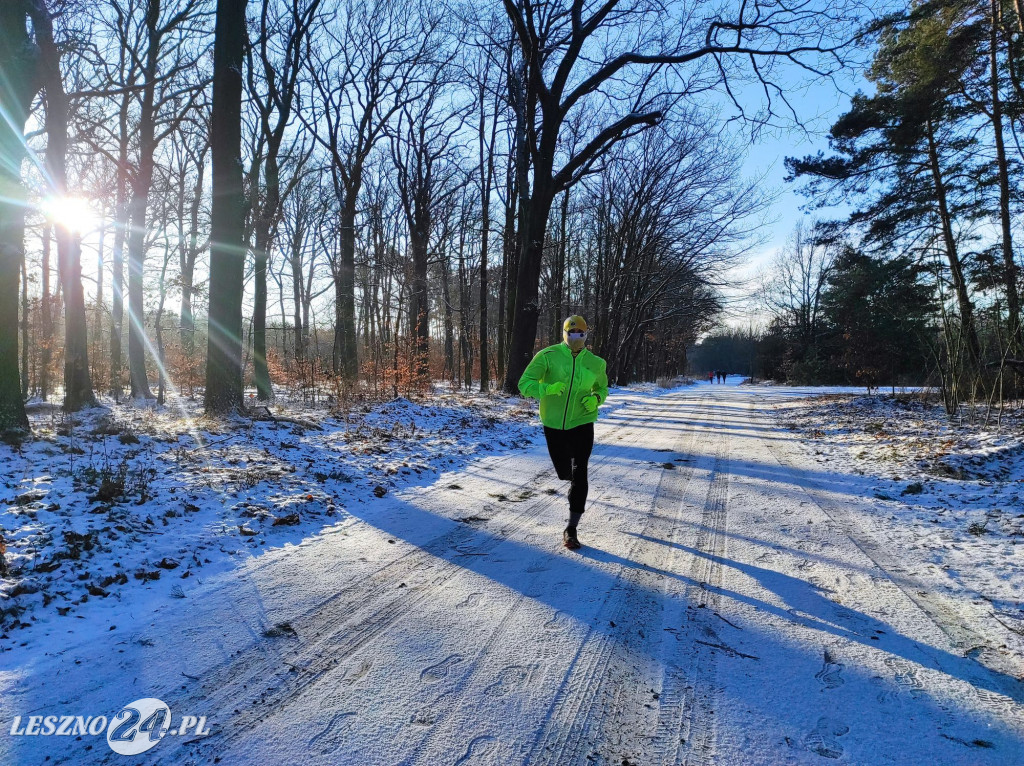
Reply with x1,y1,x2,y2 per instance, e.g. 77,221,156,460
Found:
518,351,547,399
594,359,609,404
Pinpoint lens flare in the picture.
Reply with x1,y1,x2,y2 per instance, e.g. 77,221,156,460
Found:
40,195,96,234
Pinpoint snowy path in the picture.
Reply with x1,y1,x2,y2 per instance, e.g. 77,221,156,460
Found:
3,384,1024,765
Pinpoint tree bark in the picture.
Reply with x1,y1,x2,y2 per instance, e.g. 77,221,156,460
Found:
990,0,1021,350
30,0,95,411
180,147,205,355
109,91,131,398
126,0,165,399
503,174,554,392
21,247,30,399
478,78,493,392
440,247,455,382
0,3,37,431
333,203,359,379
40,225,52,399
290,221,305,363
926,119,981,366
409,218,430,384
205,0,248,414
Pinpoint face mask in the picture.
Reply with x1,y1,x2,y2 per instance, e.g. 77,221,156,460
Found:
564,331,586,352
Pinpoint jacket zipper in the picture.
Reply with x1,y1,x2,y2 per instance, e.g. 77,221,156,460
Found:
562,351,577,429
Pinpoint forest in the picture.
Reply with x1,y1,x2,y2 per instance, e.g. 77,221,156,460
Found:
0,0,872,432
3,5,1024,763
694,0,1024,415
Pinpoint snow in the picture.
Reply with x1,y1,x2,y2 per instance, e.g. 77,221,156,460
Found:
1,378,1022,764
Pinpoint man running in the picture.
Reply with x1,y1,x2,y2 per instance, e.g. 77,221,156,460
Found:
518,316,608,550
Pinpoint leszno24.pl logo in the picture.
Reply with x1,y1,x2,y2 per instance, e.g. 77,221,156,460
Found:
9,698,210,756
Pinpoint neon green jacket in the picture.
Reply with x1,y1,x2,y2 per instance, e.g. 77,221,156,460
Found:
518,344,609,430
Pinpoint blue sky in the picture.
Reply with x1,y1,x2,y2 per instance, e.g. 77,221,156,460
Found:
718,63,868,329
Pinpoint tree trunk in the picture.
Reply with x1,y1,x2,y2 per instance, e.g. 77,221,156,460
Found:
155,251,171,405
0,4,36,431
31,0,95,411
503,177,555,393
478,80,493,393
409,225,430,385
455,222,472,389
126,177,154,398
205,0,248,414
497,188,512,383
40,226,52,399
60,233,95,410
126,0,164,399
21,248,30,399
252,156,275,400
440,257,455,382
252,134,285,400
109,116,129,397
291,237,305,363
553,188,569,342
333,202,358,379
926,119,981,366
180,153,204,355
991,0,1021,350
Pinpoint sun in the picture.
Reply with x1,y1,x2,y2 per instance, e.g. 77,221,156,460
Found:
40,195,97,234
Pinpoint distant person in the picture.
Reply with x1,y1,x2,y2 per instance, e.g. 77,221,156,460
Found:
718,371,725,383
708,371,714,383
519,315,608,550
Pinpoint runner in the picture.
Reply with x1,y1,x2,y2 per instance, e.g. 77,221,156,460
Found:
518,316,609,550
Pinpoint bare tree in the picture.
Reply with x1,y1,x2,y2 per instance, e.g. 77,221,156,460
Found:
389,78,467,384
247,0,321,400
109,0,208,398
582,124,761,383
28,0,96,411
0,2,42,432
760,220,836,360
499,0,868,393
301,0,437,380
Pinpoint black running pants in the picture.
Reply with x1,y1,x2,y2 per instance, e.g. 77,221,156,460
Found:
543,422,594,515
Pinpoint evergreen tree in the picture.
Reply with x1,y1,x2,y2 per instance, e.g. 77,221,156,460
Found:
821,248,936,387
788,4,986,369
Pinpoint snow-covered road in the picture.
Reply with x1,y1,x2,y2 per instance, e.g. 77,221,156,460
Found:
3,384,1023,764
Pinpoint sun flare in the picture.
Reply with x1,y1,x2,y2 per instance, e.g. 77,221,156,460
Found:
40,196,97,235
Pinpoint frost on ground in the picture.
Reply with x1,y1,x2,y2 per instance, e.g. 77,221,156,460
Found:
0,391,539,645
0,381,1021,766
771,393,1024,642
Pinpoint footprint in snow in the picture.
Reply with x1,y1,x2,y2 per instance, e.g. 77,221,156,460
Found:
815,649,845,689
420,654,463,683
410,707,435,726
884,657,926,698
453,735,497,765
456,592,484,609
544,611,571,632
342,659,372,687
803,717,849,759
484,665,533,698
308,711,356,754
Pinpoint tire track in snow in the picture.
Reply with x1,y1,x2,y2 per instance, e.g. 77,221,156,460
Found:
654,396,731,766
522,394,722,766
753,394,1024,720
398,395,714,766
160,396,683,762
